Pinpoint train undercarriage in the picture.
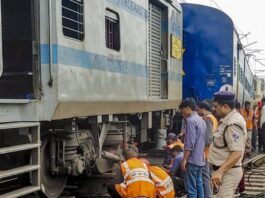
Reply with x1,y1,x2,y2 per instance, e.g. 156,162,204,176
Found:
0,111,172,198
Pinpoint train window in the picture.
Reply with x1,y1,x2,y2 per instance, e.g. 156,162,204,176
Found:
62,0,84,41
105,9,120,51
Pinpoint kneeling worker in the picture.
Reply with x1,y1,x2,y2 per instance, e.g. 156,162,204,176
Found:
163,133,184,168
109,147,156,198
169,145,185,195
140,158,175,198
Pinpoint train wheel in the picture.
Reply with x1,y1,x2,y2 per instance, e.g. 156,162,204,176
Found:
40,136,68,198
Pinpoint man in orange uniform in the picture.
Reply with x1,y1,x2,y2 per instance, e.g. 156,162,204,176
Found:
140,158,175,198
242,101,254,155
150,166,175,198
197,101,218,198
114,148,156,198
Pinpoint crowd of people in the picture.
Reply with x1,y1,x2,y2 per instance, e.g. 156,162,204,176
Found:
107,90,265,198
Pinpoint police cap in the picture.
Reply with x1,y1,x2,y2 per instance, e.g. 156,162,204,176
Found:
213,90,235,103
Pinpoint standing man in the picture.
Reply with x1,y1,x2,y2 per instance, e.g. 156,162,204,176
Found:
198,101,218,198
255,101,262,153
179,99,206,198
209,91,247,197
242,101,254,155
259,98,265,153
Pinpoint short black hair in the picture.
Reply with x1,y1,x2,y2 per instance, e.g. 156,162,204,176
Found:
185,97,197,105
262,98,265,103
179,99,196,111
235,101,241,109
198,101,211,111
245,101,251,106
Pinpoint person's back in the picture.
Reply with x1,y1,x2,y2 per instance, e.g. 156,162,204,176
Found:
117,157,156,198
114,148,156,198
149,166,175,198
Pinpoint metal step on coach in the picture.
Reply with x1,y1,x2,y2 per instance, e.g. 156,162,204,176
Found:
0,122,41,198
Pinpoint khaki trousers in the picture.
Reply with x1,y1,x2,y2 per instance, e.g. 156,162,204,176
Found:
214,167,243,198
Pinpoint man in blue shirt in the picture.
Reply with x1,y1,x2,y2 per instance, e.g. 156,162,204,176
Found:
170,145,185,195
179,99,206,198
170,144,184,178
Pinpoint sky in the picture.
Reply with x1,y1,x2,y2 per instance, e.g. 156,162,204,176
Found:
181,0,265,77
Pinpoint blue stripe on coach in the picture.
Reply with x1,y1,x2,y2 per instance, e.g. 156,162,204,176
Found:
41,44,147,77
40,44,182,81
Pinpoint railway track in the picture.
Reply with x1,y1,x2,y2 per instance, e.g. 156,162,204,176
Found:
243,154,265,197
23,154,265,198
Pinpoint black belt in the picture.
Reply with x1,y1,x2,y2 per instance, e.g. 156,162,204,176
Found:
211,165,241,171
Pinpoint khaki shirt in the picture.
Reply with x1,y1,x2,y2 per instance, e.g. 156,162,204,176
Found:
209,109,247,167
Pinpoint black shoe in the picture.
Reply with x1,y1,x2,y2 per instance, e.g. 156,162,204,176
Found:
239,191,247,197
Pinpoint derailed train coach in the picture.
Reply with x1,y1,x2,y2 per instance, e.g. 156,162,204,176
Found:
0,0,183,197
182,3,254,103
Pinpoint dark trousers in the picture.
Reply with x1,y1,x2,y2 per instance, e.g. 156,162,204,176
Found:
252,128,257,151
107,185,122,198
261,124,265,152
173,177,186,194
258,128,263,152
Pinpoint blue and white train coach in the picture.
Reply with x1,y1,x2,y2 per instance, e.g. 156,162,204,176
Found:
0,0,183,197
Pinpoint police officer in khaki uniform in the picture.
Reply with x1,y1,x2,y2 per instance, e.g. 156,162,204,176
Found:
209,91,247,198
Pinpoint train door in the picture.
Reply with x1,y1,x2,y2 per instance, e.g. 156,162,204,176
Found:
0,0,40,100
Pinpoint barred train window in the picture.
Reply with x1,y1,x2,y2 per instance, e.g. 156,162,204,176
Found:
105,9,120,51
62,0,84,41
